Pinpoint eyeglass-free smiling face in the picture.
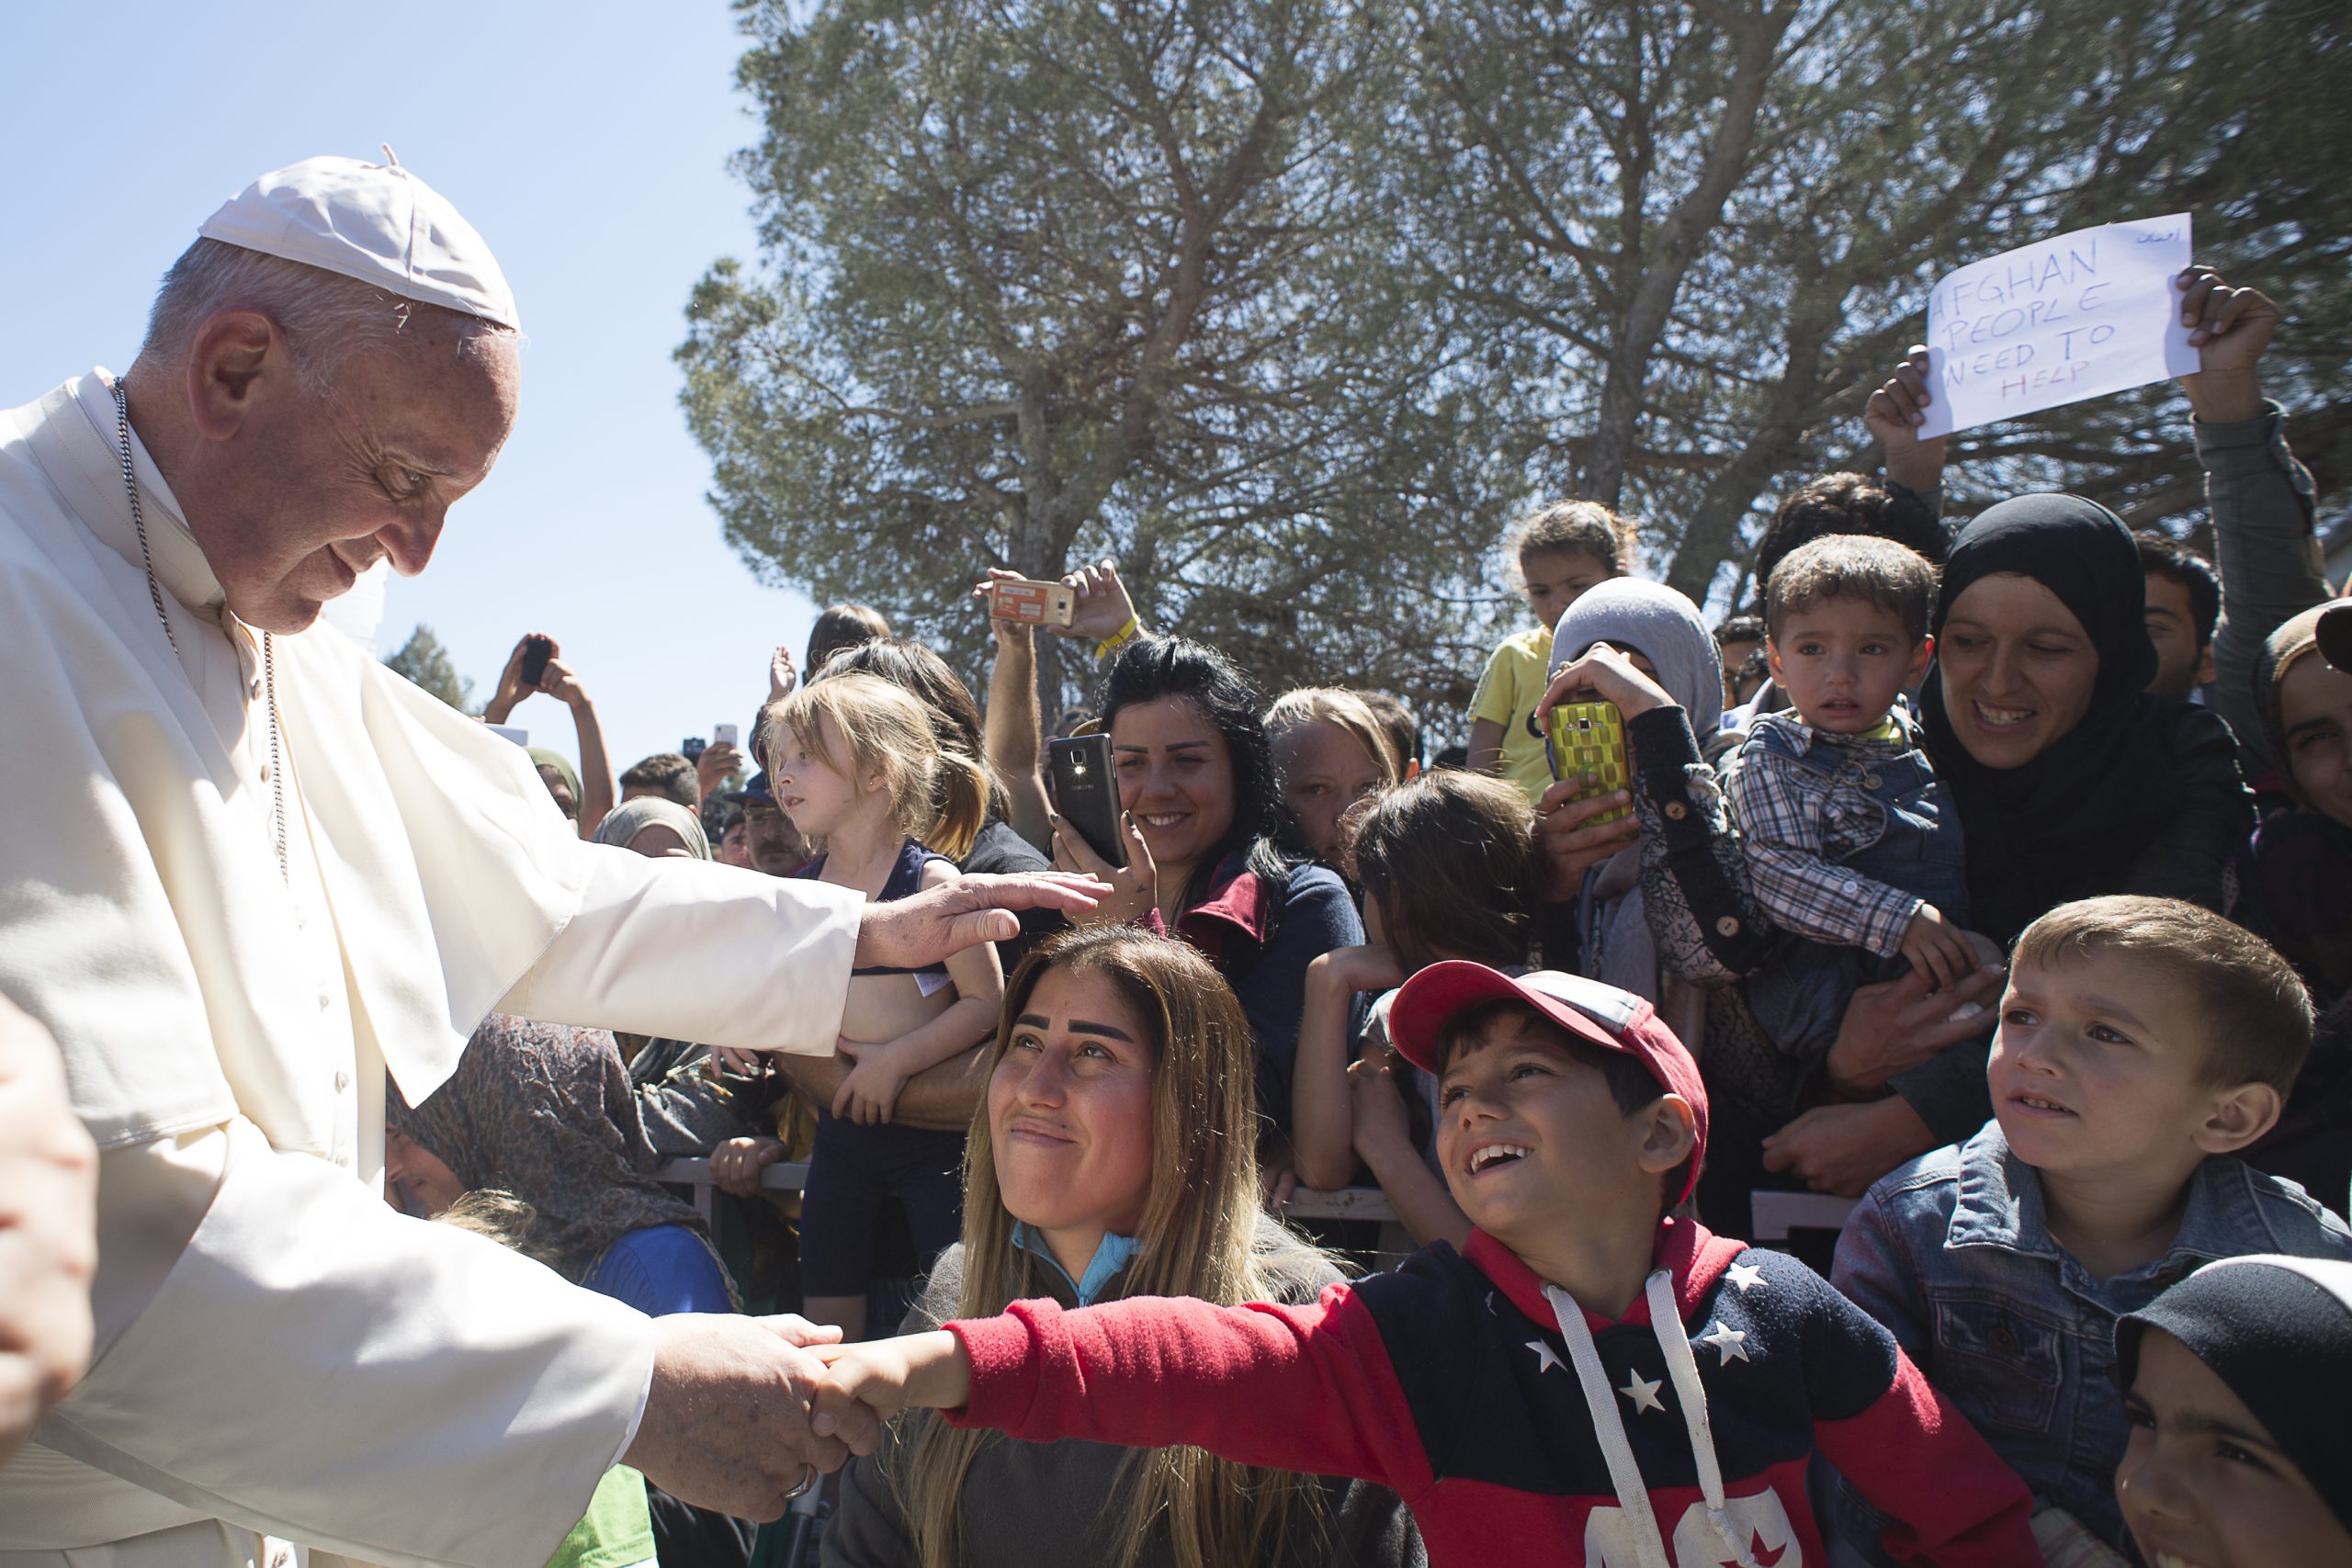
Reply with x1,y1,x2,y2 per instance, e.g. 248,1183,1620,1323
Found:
1110,697,1237,884
1937,572,2100,770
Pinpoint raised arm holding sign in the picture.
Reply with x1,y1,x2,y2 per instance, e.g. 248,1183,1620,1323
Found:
1918,214,2199,438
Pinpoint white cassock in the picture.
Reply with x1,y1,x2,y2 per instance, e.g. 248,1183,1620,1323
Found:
0,372,863,1568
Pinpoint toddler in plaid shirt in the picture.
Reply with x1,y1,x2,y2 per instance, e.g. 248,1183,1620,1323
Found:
1729,535,1988,1059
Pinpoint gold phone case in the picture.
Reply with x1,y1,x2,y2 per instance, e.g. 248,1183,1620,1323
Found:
1546,701,1632,825
989,579,1076,626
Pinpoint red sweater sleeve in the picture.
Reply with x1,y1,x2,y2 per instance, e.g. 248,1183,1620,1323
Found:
945,1283,1436,1500
1812,1348,2039,1566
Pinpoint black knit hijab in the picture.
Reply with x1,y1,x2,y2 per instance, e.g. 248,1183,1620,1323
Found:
1920,493,2177,944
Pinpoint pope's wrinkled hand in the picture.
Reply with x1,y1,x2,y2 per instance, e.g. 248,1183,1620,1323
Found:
0,995,98,1464
854,873,1108,973
623,1314,880,1520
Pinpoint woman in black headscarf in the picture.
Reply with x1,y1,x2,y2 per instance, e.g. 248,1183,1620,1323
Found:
1921,493,2252,944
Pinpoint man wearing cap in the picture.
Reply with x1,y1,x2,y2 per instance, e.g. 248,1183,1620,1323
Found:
0,155,1092,1567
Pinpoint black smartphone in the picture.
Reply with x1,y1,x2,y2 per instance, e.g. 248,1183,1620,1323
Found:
518,635,553,687
1047,733,1127,870
682,736,707,761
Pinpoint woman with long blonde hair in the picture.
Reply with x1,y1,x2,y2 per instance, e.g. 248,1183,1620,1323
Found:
822,925,1421,1568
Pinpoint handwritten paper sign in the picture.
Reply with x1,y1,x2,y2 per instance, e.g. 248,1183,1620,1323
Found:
1919,214,2196,438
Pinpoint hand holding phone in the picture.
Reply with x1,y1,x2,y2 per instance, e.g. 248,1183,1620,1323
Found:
987,578,1078,627
1046,734,1128,869
518,635,554,688
1544,701,1632,826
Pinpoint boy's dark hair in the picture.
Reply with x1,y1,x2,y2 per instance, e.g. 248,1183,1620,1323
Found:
2135,532,2222,649
618,751,698,809
1713,614,1766,651
1510,500,1638,576
1766,534,1939,642
1351,773,1539,973
1356,690,1422,775
1751,471,1950,606
806,603,892,672
2013,896,2313,1094
1435,998,1684,1214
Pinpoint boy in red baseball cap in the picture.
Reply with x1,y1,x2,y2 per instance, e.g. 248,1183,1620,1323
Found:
811,964,2036,1567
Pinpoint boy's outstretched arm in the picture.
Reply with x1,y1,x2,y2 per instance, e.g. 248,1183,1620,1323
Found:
824,1290,1436,1499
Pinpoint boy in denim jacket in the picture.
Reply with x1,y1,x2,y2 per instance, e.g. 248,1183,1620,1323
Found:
1830,896,2352,1560
1728,535,1989,1061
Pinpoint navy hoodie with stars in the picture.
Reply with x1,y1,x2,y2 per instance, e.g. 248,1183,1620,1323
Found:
944,1218,2036,1567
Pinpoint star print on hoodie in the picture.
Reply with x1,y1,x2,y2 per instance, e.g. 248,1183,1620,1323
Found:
943,1218,2036,1567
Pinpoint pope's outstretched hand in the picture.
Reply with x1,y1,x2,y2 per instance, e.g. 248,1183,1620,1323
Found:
0,995,98,1465
624,1314,877,1520
854,873,1107,973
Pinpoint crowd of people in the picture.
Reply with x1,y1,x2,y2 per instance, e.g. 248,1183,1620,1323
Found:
5,154,2351,1568
390,261,2352,1568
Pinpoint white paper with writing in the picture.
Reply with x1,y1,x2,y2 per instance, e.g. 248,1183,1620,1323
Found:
1919,214,2196,438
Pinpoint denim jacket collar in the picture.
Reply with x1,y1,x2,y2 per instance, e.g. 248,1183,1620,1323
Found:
1945,1123,2290,1280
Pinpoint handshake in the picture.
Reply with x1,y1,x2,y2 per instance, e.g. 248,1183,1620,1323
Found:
624,1316,974,1523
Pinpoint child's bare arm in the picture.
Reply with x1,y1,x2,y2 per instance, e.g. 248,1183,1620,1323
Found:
812,1331,970,1428
1465,717,1507,775
1291,948,1404,1191
834,867,1006,1122
1348,1057,1471,1251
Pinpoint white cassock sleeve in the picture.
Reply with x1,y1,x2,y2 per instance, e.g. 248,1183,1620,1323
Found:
34,1122,654,1568
495,845,861,1052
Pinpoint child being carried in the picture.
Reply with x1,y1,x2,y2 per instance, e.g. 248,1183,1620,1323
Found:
1729,534,1991,1060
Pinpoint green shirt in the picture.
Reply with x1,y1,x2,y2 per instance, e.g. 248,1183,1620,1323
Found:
546,1466,657,1568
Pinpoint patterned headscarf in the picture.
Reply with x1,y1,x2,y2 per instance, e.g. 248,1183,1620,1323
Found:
389,1015,706,1280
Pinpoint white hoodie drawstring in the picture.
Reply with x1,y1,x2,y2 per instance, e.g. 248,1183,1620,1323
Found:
1544,1273,1762,1568
1546,1280,1672,1568
1647,1272,1760,1568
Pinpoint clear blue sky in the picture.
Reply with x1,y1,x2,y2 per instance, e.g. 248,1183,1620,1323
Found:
3,1,820,777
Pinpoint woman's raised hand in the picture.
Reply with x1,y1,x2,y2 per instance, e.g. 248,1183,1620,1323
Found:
1537,645,1674,725
1049,809,1159,926
1058,560,1138,643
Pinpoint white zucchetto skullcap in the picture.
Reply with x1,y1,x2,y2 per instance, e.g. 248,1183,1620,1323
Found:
197,149,520,330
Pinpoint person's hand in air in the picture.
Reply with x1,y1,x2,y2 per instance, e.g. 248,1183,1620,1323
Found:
1862,346,1946,493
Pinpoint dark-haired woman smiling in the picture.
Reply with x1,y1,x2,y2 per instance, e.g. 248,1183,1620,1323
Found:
1048,637,1363,1144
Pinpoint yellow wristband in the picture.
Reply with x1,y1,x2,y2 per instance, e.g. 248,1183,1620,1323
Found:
1094,614,1141,661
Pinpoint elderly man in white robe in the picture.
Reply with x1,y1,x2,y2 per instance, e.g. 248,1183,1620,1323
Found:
0,154,1092,1568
